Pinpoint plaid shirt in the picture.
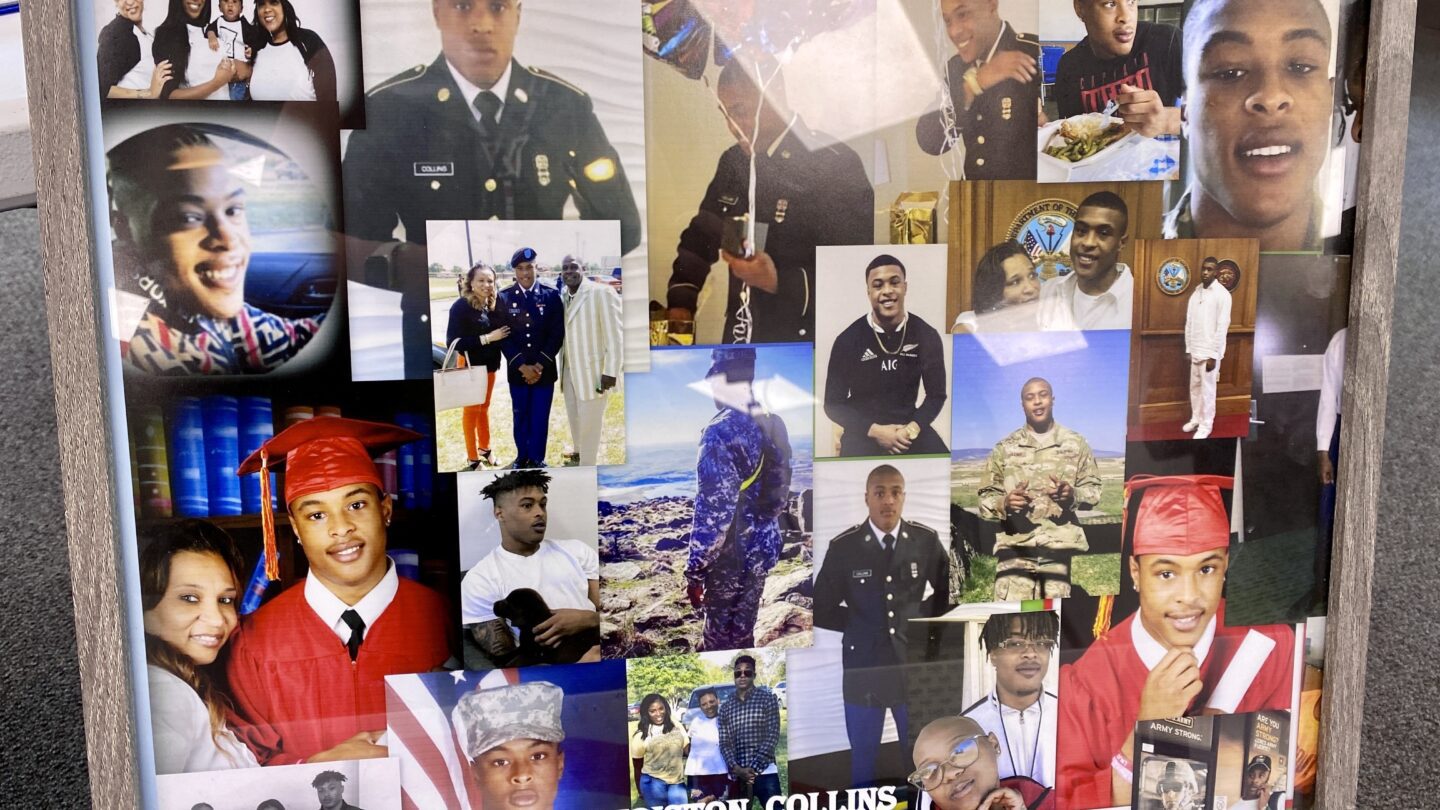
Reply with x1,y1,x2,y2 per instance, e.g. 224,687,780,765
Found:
718,686,780,772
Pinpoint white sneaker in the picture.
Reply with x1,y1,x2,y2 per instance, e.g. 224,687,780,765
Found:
1181,421,1199,433
1194,427,1211,440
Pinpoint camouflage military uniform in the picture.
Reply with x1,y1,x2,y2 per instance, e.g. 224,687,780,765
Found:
978,424,1101,600
687,407,792,651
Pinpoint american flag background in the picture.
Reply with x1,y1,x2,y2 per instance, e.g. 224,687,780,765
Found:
385,660,628,809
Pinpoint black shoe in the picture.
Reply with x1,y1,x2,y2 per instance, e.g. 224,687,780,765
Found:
462,459,482,472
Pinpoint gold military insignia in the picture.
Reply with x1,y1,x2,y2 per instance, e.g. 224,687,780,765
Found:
583,157,616,183
535,154,551,186
775,198,789,223
1002,97,1013,120
484,178,497,192
437,87,450,103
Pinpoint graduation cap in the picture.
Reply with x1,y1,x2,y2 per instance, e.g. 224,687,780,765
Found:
1124,474,1234,557
237,417,422,581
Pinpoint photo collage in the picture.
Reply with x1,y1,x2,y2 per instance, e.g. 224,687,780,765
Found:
89,0,1366,808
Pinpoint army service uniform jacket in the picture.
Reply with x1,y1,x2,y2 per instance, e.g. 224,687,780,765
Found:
666,118,873,344
813,519,950,707
342,56,641,255
915,24,1040,180
977,424,1102,556
495,282,564,387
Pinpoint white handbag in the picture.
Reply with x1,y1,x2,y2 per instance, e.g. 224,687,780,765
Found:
433,339,490,412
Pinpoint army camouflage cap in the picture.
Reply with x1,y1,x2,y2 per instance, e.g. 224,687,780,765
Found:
452,681,566,760
707,347,757,382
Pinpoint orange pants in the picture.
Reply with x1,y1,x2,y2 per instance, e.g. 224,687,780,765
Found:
461,370,498,460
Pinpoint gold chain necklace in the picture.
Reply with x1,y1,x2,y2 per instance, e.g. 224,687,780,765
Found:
873,319,908,355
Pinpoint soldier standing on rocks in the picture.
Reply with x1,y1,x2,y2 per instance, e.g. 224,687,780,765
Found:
686,348,793,651
978,377,1101,600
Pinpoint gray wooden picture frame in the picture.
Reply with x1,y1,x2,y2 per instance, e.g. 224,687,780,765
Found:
19,0,1417,807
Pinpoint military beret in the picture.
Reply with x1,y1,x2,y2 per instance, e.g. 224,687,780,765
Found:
512,247,538,266
707,347,757,382
452,681,565,761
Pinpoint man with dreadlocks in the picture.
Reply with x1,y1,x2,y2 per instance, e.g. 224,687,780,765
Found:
460,469,601,666
961,610,1059,788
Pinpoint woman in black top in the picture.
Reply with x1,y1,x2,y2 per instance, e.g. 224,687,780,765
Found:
249,0,336,103
446,264,510,470
97,0,171,99
152,0,236,100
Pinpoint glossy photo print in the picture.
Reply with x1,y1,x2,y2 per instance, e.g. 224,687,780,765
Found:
950,330,1130,604
346,0,650,373
103,104,342,377
598,343,814,657
156,758,400,810
385,661,628,810
93,0,367,127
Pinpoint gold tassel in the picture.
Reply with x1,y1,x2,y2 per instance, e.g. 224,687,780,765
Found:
259,449,279,581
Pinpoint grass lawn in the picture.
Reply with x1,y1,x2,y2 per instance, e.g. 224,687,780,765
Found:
627,709,789,808
436,366,627,471
961,552,1121,602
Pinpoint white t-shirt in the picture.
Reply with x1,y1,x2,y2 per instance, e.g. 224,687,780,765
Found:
147,665,258,774
212,17,245,60
184,24,232,100
250,42,317,101
460,538,598,630
1036,264,1134,331
684,713,727,776
117,25,156,91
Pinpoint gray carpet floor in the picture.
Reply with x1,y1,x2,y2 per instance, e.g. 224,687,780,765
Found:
4,27,1439,810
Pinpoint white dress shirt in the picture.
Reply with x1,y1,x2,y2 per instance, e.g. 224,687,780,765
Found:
1184,281,1233,361
1036,264,1134,331
445,58,513,123
303,560,400,643
1131,613,1217,670
1317,328,1347,451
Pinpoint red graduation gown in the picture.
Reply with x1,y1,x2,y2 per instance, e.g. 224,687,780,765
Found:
225,578,452,765
1056,604,1294,810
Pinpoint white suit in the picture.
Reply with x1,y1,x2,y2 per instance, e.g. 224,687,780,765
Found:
558,278,623,464
1184,280,1232,434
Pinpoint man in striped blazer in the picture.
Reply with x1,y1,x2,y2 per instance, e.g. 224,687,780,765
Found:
558,255,623,465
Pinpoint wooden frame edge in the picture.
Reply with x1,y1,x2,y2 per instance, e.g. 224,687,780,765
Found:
23,0,140,806
1317,1,1417,809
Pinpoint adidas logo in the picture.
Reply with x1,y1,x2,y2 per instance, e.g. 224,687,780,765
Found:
860,349,877,361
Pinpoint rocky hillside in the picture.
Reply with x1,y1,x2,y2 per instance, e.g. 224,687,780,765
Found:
599,495,814,657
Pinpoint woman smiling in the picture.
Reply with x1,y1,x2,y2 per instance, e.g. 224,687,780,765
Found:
140,520,259,774
249,0,336,103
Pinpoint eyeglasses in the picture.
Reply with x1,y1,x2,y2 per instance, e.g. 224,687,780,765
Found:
907,735,986,791
733,669,755,677
994,638,1051,653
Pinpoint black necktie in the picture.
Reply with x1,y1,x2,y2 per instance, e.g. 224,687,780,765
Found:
341,609,365,661
474,90,502,131
882,533,896,559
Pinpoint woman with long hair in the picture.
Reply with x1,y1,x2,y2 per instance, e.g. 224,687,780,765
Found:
97,0,173,99
446,263,510,470
248,0,336,102
952,241,1042,333
152,0,236,100
630,694,690,807
141,519,258,773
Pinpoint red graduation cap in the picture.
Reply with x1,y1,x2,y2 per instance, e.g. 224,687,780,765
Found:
1124,474,1234,557
237,417,421,581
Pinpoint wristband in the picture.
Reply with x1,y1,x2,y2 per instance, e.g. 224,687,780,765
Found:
1111,752,1133,784
963,66,984,98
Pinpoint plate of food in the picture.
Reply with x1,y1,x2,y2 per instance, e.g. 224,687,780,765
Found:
1036,113,1142,181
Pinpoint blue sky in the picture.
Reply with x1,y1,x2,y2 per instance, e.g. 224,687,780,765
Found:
950,330,1130,455
627,344,815,448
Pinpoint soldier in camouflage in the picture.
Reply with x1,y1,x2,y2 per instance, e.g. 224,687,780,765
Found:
687,348,793,651
454,681,567,810
978,377,1101,600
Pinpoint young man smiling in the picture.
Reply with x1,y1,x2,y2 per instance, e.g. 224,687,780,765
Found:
1163,0,1337,251
226,418,453,766
1035,191,1133,331
1057,475,1295,809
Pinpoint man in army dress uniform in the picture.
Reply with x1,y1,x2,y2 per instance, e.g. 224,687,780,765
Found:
917,0,1041,180
814,464,951,789
496,247,564,468
686,348,793,650
341,0,640,376
665,59,873,344
978,377,1101,600
453,681,568,810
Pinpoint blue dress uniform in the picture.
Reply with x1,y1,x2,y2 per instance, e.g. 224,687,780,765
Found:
666,119,873,344
813,519,950,788
342,55,642,254
915,25,1041,180
495,277,564,467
